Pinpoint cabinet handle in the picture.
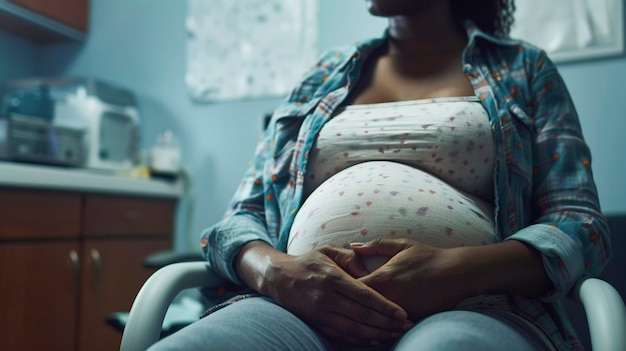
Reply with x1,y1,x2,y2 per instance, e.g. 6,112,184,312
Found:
90,249,102,288
69,250,80,293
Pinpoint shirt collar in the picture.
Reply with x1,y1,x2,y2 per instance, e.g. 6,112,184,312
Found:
463,19,519,47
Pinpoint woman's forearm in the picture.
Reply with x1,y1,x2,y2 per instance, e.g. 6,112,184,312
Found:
456,240,552,297
234,240,288,296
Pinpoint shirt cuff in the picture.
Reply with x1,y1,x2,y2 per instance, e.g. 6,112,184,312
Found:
505,223,584,301
202,214,273,286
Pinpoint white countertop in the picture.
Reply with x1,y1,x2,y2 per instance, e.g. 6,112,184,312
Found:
0,161,183,198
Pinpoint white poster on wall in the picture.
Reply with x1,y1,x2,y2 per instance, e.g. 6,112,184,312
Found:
511,0,624,63
186,0,319,102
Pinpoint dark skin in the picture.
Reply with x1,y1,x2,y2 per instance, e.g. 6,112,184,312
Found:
235,0,552,346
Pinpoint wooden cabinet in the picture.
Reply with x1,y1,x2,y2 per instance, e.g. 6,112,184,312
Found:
0,0,88,42
0,187,175,351
7,0,89,31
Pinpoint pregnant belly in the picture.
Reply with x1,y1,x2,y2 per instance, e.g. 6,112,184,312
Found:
287,161,497,272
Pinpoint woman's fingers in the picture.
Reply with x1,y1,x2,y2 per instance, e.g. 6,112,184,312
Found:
351,238,412,257
305,287,407,345
271,246,412,345
327,267,410,326
317,245,409,324
319,245,369,278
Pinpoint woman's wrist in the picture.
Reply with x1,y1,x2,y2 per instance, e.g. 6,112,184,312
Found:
234,240,291,297
452,240,552,297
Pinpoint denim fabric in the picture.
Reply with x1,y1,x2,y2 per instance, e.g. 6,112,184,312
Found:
149,297,554,351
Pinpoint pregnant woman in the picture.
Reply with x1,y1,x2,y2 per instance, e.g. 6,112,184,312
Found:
151,1,610,350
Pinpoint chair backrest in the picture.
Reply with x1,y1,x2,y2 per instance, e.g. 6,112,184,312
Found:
564,214,625,350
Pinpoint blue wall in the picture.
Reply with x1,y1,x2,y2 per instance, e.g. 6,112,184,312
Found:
0,30,41,79
1,0,624,250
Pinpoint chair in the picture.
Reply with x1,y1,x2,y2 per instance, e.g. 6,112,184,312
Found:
119,261,626,351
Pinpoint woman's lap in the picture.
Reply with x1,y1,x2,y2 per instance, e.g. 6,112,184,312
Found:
148,297,551,351
393,310,552,351
147,297,330,351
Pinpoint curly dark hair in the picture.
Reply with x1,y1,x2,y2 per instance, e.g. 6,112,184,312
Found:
451,0,516,38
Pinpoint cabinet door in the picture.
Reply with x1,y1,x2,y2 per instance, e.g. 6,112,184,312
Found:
7,0,89,31
0,242,80,351
78,238,170,351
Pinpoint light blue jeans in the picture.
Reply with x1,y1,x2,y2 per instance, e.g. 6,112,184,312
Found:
148,297,553,351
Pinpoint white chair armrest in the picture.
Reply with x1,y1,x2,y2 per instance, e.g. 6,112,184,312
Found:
120,267,626,351
574,278,626,351
120,262,225,351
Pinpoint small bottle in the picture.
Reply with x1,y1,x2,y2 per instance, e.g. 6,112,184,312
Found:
150,130,181,176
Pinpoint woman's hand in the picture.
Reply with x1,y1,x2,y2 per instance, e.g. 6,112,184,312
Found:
236,241,413,346
353,238,552,322
352,239,472,321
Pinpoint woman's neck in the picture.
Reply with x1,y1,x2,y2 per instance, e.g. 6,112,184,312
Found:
384,5,467,74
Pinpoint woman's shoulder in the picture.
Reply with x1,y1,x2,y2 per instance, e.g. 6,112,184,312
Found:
475,34,558,79
281,46,354,104
464,21,553,71
465,23,541,60
302,44,361,82
478,34,544,59
508,38,551,62
283,39,382,104
303,37,385,81
317,45,357,65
